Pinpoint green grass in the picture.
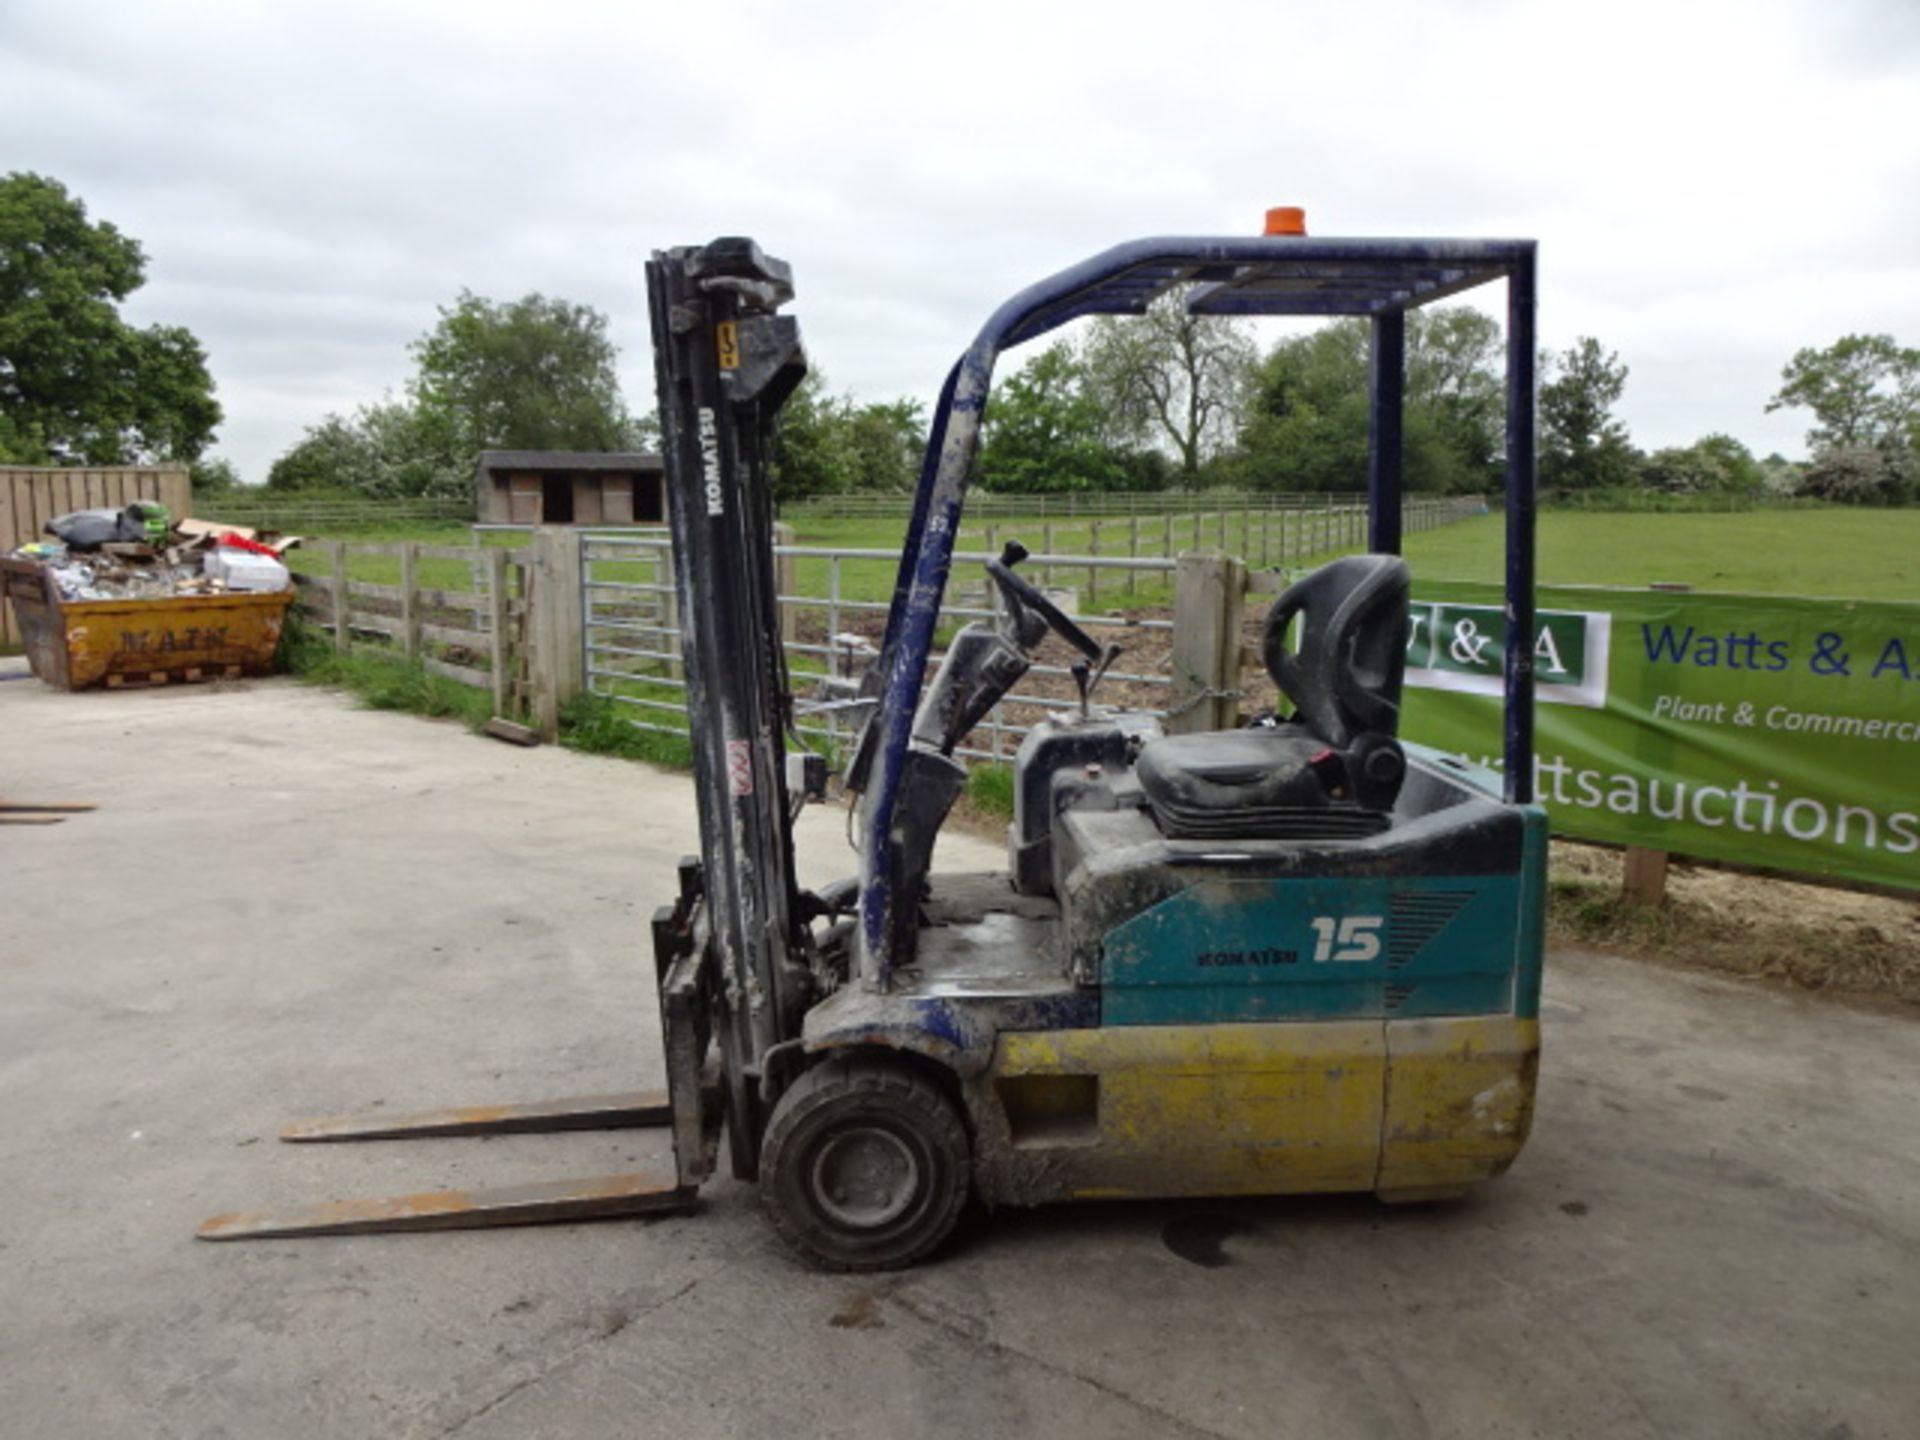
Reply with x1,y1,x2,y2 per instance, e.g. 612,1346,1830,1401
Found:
1401,509,1920,600
279,610,703,768
965,762,1016,820
558,692,694,766
277,613,494,729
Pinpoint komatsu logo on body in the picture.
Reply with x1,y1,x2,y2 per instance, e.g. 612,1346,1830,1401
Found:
697,406,724,516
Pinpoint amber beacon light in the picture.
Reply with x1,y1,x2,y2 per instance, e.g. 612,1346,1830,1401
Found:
1263,206,1307,236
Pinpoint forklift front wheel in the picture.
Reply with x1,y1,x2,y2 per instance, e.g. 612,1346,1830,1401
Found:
759,1057,970,1272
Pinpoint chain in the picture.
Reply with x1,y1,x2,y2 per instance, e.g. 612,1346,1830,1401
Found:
1163,667,1244,721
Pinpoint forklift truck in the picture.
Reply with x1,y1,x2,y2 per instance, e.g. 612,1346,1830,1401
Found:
201,216,1545,1271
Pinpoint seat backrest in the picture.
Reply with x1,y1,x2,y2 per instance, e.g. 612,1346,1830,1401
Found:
1260,554,1410,748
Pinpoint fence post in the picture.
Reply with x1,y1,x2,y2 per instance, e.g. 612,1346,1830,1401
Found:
1622,848,1670,907
660,543,683,681
1042,522,1054,589
529,527,585,743
1622,580,1692,906
399,542,421,662
1168,549,1247,735
1128,514,1140,597
487,546,511,718
773,521,798,646
327,541,349,653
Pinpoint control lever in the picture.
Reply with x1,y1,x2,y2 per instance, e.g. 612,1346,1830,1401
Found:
1071,643,1123,719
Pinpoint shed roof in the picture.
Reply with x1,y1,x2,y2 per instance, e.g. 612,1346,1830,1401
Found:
474,449,662,477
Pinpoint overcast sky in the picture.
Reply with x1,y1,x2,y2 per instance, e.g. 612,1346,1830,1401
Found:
5,0,1918,482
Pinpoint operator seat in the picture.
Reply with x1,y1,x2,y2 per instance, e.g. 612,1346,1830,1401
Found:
1136,553,1412,839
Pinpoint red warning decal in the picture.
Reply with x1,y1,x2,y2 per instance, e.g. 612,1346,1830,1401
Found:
727,739,753,797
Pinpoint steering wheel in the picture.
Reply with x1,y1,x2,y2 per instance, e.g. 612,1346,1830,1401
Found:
984,543,1103,662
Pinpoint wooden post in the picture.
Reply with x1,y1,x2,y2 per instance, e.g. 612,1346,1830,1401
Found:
327,541,349,653
1042,522,1054,588
773,522,798,646
1168,550,1247,735
660,543,682,681
1622,847,1670,906
529,528,585,743
487,546,510,718
398,542,421,662
1088,518,1101,608
1127,514,1139,597
1622,580,1693,906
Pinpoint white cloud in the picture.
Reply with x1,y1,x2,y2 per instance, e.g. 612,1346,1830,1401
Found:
4,0,1917,479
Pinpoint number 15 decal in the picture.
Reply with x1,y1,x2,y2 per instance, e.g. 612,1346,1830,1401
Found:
1309,915,1384,963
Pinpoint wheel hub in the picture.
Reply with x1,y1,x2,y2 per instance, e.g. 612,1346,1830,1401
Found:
810,1126,917,1230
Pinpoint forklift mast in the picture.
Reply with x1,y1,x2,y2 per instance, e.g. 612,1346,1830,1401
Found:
645,239,812,1131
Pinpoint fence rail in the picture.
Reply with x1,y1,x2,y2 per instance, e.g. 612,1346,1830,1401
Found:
282,491,1483,759
199,496,473,532
784,488,1393,520
290,540,534,718
579,533,1183,762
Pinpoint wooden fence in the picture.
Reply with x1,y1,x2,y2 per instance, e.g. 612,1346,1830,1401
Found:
784,488,1389,520
1,464,192,646
200,495,471,533
957,494,1482,600
292,541,537,727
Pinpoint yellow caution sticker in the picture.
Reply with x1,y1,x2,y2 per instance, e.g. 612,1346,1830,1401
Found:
716,320,740,370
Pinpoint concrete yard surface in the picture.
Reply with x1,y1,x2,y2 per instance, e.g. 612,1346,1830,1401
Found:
2,668,1917,1439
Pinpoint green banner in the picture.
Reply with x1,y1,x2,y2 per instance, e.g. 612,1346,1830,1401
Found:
1401,581,1920,892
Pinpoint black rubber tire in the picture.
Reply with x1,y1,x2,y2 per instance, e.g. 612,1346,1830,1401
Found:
759,1058,970,1272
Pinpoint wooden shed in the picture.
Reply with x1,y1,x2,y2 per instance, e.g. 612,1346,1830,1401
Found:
2,464,192,647
472,451,664,526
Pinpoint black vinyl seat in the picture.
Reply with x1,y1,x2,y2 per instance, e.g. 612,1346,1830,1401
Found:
1138,554,1412,840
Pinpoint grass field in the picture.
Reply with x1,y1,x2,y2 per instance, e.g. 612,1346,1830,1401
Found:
1401,509,1920,600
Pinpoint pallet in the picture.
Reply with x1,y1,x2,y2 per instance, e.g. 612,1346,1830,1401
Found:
105,664,245,689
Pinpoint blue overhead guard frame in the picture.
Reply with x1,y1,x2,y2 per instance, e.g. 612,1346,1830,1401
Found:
854,234,1539,991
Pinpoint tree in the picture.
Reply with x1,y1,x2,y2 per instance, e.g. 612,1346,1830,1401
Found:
1405,307,1505,490
189,456,243,497
268,290,646,498
1641,433,1763,495
843,397,926,494
978,343,1130,494
1766,334,1920,456
265,399,468,498
767,372,857,504
1231,322,1371,493
1794,446,1910,504
265,414,376,494
0,172,221,464
409,290,634,457
1539,337,1638,490
1228,309,1505,494
1083,292,1255,484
